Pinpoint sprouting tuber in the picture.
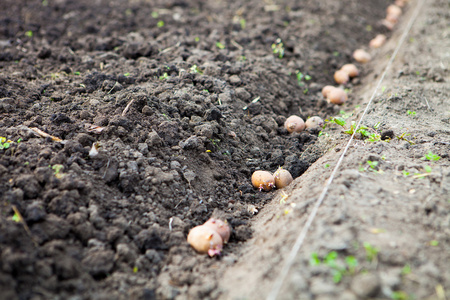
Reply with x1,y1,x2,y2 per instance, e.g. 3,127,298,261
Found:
204,218,231,243
322,85,335,98
284,115,305,133
251,170,275,191
273,168,293,189
187,225,223,257
340,64,359,78
305,116,324,129
334,70,349,85
327,87,347,105
386,4,402,17
369,34,387,48
353,49,371,63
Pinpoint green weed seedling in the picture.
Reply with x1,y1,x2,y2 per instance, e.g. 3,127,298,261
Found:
310,251,359,283
296,71,311,87
391,291,410,300
0,137,11,150
271,38,285,58
216,41,225,49
190,65,203,74
51,164,64,179
406,110,416,116
421,151,440,161
363,242,379,263
159,72,169,80
396,132,415,145
157,20,164,28
326,118,381,142
367,161,378,170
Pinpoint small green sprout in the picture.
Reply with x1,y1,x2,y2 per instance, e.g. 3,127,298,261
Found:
401,264,411,275
194,37,200,42
216,42,225,49
402,170,410,177
271,39,284,58
12,212,20,222
25,30,33,37
124,72,130,77
406,110,416,116
363,242,379,263
332,51,340,57
345,256,358,274
157,21,164,28
190,65,203,74
133,266,138,273
310,252,321,266
296,71,311,87
396,132,415,145
381,86,386,93
310,251,359,283
391,291,410,300
421,151,440,161
324,163,330,168
151,11,159,18
240,19,246,29
159,72,169,80
429,240,439,246
0,137,11,150
424,165,432,173
52,164,64,179
367,161,378,170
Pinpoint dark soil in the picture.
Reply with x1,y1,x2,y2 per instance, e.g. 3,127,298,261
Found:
2,0,447,299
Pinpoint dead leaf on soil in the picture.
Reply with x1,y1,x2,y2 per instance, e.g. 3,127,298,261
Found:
84,123,105,134
29,127,63,142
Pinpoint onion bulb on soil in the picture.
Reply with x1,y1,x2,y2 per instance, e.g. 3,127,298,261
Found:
322,85,335,98
340,64,359,78
369,34,387,48
284,115,305,133
273,168,293,189
353,49,371,63
334,70,350,84
327,87,347,105
305,116,324,129
187,225,223,257
251,170,275,191
204,218,231,243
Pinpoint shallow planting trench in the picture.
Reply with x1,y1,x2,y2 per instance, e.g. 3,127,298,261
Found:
0,0,448,299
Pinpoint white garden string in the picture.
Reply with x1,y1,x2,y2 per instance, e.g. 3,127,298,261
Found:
267,0,426,299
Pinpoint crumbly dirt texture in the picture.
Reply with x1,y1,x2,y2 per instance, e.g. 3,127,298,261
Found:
0,0,448,299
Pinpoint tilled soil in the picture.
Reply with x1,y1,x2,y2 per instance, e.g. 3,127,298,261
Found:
0,0,448,299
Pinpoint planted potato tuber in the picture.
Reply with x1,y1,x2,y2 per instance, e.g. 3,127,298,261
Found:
340,64,359,78
251,170,275,191
305,116,324,129
386,4,402,17
204,218,231,243
369,34,386,48
334,70,350,84
353,49,371,63
187,225,223,257
284,115,305,133
322,85,335,98
327,87,347,105
273,168,293,189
